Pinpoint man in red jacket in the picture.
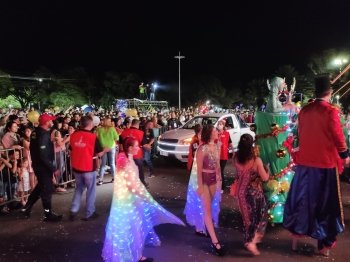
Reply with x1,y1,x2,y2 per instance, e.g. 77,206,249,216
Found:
69,116,110,221
283,74,350,256
120,119,148,187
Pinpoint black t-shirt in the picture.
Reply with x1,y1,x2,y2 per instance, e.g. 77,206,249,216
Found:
142,129,154,146
168,118,182,129
157,119,165,127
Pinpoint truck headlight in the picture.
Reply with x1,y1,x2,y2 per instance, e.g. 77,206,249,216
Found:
179,138,192,145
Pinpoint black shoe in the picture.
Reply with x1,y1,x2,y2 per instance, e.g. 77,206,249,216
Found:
143,182,149,187
110,178,114,183
138,257,154,262
148,174,155,178
80,212,99,221
195,230,210,238
21,203,34,217
69,212,76,221
211,242,225,256
97,180,103,185
44,212,64,222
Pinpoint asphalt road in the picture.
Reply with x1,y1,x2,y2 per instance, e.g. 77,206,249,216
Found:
1,157,350,262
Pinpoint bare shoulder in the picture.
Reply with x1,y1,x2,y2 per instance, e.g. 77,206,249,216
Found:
255,157,263,165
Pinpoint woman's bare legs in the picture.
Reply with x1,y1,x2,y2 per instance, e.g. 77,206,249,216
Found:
201,184,221,248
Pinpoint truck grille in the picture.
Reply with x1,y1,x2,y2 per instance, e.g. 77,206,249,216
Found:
159,144,176,151
160,138,178,143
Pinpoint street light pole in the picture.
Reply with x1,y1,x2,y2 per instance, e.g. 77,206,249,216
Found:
174,51,185,110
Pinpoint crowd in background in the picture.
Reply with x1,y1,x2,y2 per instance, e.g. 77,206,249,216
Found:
0,104,258,214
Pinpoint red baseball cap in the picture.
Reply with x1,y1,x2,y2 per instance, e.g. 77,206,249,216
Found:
39,113,56,125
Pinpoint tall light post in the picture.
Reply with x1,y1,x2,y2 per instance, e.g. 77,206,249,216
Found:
174,51,185,110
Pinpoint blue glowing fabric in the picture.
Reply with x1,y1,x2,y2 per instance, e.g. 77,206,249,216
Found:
184,157,221,233
102,153,185,262
283,165,344,243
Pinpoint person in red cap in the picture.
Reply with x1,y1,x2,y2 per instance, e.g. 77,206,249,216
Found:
21,113,63,221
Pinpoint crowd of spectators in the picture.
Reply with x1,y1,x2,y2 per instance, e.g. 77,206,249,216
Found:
0,105,256,214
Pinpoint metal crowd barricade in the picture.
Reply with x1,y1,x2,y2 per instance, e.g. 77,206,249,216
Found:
0,147,30,207
54,141,75,187
152,126,168,156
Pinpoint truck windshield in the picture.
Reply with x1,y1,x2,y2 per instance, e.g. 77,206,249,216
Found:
235,115,248,128
182,116,219,129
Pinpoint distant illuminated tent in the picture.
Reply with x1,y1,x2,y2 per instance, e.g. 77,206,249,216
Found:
83,106,93,113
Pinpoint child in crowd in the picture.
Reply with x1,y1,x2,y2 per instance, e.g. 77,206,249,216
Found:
21,126,36,191
17,157,30,206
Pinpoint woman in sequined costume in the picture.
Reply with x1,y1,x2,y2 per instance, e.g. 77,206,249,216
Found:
233,134,269,255
102,137,185,262
184,124,224,256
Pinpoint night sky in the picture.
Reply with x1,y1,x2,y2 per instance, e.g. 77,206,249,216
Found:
1,1,350,88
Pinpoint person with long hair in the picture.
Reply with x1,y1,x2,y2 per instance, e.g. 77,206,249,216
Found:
51,120,71,192
21,126,36,192
233,134,269,255
96,117,119,185
102,137,185,262
1,121,21,150
184,124,224,257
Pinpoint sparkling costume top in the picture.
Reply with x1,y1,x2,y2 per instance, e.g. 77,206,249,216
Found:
102,152,185,262
184,144,221,233
202,144,220,170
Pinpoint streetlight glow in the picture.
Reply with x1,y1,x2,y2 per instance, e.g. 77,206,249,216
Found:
334,59,348,65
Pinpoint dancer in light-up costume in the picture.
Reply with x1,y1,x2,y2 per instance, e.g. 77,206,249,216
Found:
184,125,224,257
102,137,185,262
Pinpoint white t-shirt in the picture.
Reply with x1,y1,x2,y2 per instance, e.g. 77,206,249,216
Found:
346,120,350,135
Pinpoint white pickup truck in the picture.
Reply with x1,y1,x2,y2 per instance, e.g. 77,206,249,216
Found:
157,113,255,162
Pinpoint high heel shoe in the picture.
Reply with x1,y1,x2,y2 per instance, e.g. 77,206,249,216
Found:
318,248,330,257
292,236,298,251
318,241,336,257
246,242,260,256
211,242,225,256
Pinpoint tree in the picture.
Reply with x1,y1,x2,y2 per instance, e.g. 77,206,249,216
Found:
274,65,314,104
308,48,350,76
217,88,241,109
0,96,21,109
49,83,87,108
307,48,350,105
186,75,226,106
101,72,141,109
247,78,269,108
0,70,46,108
0,71,13,98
